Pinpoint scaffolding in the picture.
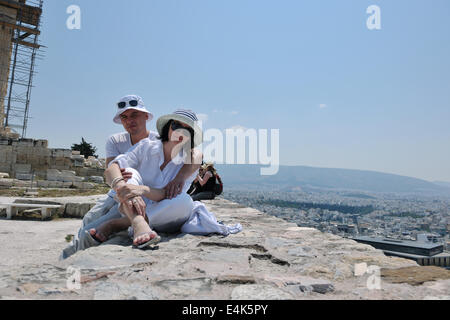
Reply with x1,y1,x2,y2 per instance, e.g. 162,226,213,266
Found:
0,0,44,139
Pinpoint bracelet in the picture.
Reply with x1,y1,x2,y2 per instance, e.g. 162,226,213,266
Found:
111,177,125,190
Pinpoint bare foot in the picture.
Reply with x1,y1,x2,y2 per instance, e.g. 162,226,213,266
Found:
89,221,114,243
131,215,159,247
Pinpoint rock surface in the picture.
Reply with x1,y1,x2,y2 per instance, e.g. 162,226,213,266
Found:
0,197,449,300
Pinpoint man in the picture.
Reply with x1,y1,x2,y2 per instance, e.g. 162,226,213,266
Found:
60,95,201,259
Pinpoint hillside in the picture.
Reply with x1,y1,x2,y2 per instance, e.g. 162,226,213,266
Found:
215,165,450,195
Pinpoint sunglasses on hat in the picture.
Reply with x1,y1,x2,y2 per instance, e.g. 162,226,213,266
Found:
117,100,139,109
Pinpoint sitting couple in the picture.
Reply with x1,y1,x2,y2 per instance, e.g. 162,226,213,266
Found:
62,96,242,260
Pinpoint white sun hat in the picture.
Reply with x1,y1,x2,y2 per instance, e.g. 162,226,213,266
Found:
113,95,154,124
156,109,203,147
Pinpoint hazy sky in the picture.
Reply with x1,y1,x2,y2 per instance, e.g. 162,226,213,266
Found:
24,0,450,182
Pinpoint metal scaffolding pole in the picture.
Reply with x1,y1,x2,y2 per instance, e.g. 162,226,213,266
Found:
0,0,44,138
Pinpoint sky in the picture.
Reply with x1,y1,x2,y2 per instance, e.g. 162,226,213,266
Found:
22,0,450,182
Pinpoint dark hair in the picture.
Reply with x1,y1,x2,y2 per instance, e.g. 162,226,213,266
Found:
159,120,195,149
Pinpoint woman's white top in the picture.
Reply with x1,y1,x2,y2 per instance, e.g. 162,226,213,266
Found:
109,138,196,194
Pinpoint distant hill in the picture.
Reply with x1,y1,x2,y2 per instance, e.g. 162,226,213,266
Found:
433,181,450,189
215,165,450,195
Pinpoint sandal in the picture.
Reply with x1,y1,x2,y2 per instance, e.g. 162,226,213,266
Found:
86,229,109,244
133,232,161,249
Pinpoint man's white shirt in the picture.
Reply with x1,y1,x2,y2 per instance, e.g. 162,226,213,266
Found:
105,131,159,159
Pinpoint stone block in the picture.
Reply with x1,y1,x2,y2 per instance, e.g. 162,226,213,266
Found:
73,182,95,189
63,181,73,188
51,149,65,157
71,155,85,161
46,174,58,181
18,139,34,147
0,145,12,152
0,179,13,188
15,163,32,173
61,170,76,176
62,176,84,183
83,182,95,189
72,160,84,167
16,173,33,180
49,181,63,188
64,202,96,219
37,180,50,188
16,154,27,162
35,140,48,148
0,172,9,178
54,158,66,165
0,164,11,173
12,179,31,187
89,176,104,184
78,168,89,175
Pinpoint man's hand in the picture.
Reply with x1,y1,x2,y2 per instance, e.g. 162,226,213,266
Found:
120,196,146,217
164,176,185,199
120,168,133,182
116,184,145,203
128,196,146,217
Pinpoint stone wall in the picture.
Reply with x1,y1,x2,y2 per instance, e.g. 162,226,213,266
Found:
0,137,105,180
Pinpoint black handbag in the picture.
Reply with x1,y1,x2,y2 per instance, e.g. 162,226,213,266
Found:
213,174,223,195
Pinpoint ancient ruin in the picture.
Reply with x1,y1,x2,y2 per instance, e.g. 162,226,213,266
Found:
0,0,43,139
0,1,106,191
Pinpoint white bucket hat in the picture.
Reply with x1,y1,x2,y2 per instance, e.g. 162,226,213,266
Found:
156,109,203,147
113,95,154,124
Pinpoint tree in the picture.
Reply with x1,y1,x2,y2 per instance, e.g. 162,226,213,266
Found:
71,137,98,159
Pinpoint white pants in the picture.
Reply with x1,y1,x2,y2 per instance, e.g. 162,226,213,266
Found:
126,168,194,234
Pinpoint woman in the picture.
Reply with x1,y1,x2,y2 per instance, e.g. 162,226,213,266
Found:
190,163,219,201
100,109,203,249
187,166,204,195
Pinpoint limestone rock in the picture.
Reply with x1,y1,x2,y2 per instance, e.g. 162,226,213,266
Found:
0,197,449,300
231,284,295,300
94,282,158,300
88,176,104,184
0,172,10,179
63,202,97,219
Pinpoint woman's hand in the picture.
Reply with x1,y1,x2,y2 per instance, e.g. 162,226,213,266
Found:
164,176,185,199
